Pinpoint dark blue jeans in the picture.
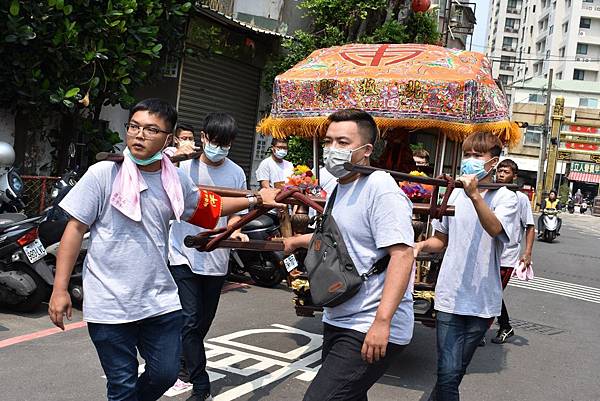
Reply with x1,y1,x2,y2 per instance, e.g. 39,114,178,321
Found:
432,311,489,401
170,264,226,396
88,310,183,401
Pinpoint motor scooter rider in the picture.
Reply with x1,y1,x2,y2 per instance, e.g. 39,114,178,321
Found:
537,189,562,237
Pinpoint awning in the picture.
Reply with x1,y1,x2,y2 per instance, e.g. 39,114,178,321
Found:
567,172,600,184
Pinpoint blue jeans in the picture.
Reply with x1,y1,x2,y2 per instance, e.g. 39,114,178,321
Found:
88,310,183,401
431,311,489,401
170,264,226,395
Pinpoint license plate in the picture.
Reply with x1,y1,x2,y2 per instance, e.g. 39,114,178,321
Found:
23,239,47,264
283,254,299,273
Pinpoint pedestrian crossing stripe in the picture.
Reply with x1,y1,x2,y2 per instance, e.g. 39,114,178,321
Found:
509,276,600,304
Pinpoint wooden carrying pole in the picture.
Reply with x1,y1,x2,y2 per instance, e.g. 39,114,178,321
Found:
96,152,456,215
199,186,454,216
343,163,521,191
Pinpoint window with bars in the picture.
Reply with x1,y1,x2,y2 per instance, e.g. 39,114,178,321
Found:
524,126,543,146
576,43,588,55
573,69,585,80
579,98,599,108
580,18,591,29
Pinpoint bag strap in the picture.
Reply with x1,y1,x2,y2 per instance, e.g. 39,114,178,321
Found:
325,185,338,215
361,254,390,281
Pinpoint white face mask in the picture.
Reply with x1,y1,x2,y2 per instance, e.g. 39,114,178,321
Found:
323,144,368,178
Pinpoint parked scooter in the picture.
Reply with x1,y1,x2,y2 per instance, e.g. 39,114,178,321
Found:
0,142,25,213
228,210,288,288
540,208,560,243
0,216,54,312
580,198,589,214
38,168,86,307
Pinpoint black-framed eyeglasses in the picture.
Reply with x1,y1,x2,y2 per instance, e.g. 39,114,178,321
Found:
125,123,171,138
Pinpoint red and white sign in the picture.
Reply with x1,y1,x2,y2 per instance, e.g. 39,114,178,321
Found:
564,125,600,134
564,142,600,151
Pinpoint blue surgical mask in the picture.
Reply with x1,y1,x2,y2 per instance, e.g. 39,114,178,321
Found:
460,157,496,180
125,147,163,166
203,142,229,162
274,149,288,159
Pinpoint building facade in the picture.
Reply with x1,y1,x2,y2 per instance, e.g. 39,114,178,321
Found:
517,0,600,83
486,0,600,86
485,0,523,86
507,78,600,193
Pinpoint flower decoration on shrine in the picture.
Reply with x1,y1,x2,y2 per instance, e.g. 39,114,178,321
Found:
285,165,325,197
400,171,434,200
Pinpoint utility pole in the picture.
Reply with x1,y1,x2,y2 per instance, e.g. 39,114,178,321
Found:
442,0,453,47
535,69,553,209
544,97,565,194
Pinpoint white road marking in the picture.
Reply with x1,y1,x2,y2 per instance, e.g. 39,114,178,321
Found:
509,276,600,304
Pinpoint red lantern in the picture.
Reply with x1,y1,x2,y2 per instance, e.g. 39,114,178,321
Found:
412,0,431,13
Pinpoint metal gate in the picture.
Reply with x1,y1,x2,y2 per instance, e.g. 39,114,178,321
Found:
177,53,262,180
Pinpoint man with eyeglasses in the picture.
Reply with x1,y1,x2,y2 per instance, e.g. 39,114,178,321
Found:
48,98,282,401
256,138,294,188
168,112,248,401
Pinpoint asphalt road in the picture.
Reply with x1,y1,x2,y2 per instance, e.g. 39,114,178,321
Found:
1,212,599,401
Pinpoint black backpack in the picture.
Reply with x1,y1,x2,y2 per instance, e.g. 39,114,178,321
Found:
304,186,389,307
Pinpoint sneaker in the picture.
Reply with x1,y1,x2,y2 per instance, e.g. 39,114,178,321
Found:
171,379,193,392
478,337,486,347
492,327,514,344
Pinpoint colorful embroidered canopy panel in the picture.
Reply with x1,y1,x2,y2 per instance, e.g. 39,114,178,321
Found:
258,43,521,145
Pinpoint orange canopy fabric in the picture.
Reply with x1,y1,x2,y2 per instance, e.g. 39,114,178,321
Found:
258,44,521,145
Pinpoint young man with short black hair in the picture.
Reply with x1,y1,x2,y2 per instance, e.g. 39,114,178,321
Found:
490,158,535,344
169,112,248,401
285,109,415,401
175,123,196,146
415,132,518,401
48,99,281,401
256,137,294,188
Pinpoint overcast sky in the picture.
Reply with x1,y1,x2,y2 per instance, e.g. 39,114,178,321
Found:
471,1,491,54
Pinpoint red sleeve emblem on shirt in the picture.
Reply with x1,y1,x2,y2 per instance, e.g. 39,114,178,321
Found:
188,190,222,229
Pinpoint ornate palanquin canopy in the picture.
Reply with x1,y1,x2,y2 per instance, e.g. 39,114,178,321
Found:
257,43,521,145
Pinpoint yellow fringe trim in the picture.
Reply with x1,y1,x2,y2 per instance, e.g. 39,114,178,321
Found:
257,116,522,147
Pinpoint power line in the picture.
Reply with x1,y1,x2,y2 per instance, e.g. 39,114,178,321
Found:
490,56,600,62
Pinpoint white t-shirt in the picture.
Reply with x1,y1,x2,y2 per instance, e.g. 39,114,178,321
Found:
169,158,246,275
500,191,534,268
432,187,518,318
322,171,415,345
255,156,293,187
318,166,337,196
59,161,200,324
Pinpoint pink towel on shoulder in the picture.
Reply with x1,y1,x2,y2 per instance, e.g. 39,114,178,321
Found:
110,148,184,222
512,261,534,281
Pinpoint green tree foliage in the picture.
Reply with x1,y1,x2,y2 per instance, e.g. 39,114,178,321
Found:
261,0,441,163
0,0,192,171
286,136,315,166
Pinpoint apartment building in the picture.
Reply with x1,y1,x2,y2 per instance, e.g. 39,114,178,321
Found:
485,0,523,86
517,0,600,83
487,0,600,85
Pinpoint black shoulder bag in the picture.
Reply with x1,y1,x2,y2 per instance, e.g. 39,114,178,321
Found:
304,186,390,307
